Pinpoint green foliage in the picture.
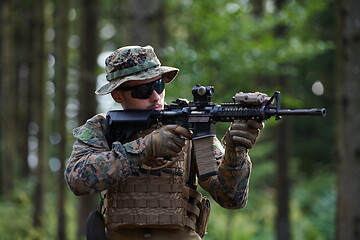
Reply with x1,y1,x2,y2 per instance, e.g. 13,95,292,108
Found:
291,171,336,240
0,179,78,240
0,180,44,240
164,0,334,100
198,166,335,240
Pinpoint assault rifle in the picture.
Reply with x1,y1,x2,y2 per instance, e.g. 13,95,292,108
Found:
105,85,326,147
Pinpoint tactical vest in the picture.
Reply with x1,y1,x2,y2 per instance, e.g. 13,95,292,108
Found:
103,130,210,236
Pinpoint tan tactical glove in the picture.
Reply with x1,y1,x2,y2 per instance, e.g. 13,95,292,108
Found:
227,119,264,149
143,125,192,158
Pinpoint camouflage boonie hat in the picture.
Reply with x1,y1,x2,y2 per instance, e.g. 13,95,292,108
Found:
95,45,179,95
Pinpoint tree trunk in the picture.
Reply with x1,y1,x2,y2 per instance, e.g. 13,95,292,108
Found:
0,0,17,196
54,0,69,239
274,1,291,239
77,0,99,238
252,0,264,17
122,0,166,49
276,111,291,240
0,0,3,196
335,0,360,239
15,0,32,179
30,0,47,229
1,0,33,196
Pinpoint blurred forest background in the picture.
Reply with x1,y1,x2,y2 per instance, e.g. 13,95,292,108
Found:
0,0,359,239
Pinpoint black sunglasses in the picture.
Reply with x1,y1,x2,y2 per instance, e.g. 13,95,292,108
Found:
115,78,165,99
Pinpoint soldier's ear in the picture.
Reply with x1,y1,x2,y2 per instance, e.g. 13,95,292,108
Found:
111,91,123,104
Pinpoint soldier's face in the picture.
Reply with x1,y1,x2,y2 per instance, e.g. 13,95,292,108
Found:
111,76,165,110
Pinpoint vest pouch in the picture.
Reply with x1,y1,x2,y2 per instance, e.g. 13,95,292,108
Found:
196,196,211,238
86,210,106,240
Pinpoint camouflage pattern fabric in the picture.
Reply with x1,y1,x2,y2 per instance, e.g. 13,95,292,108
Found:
65,114,252,210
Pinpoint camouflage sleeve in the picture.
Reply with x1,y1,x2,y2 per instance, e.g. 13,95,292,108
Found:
64,114,146,196
198,133,252,209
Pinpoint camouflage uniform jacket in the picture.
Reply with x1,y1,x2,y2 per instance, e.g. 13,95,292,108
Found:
65,113,252,209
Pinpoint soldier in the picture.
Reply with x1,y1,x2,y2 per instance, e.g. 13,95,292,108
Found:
65,45,264,240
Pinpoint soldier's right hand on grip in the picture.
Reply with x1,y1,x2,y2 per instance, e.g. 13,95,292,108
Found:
144,125,192,158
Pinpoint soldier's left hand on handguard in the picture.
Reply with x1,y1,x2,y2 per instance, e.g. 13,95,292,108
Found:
229,120,264,149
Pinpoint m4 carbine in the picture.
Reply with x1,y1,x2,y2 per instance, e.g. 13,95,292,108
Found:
105,85,326,146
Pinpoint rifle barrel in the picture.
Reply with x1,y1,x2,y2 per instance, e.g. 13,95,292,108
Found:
275,108,326,116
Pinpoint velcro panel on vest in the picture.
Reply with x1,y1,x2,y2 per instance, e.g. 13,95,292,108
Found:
110,214,197,227
114,199,183,208
120,183,183,193
112,198,200,218
109,214,187,227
